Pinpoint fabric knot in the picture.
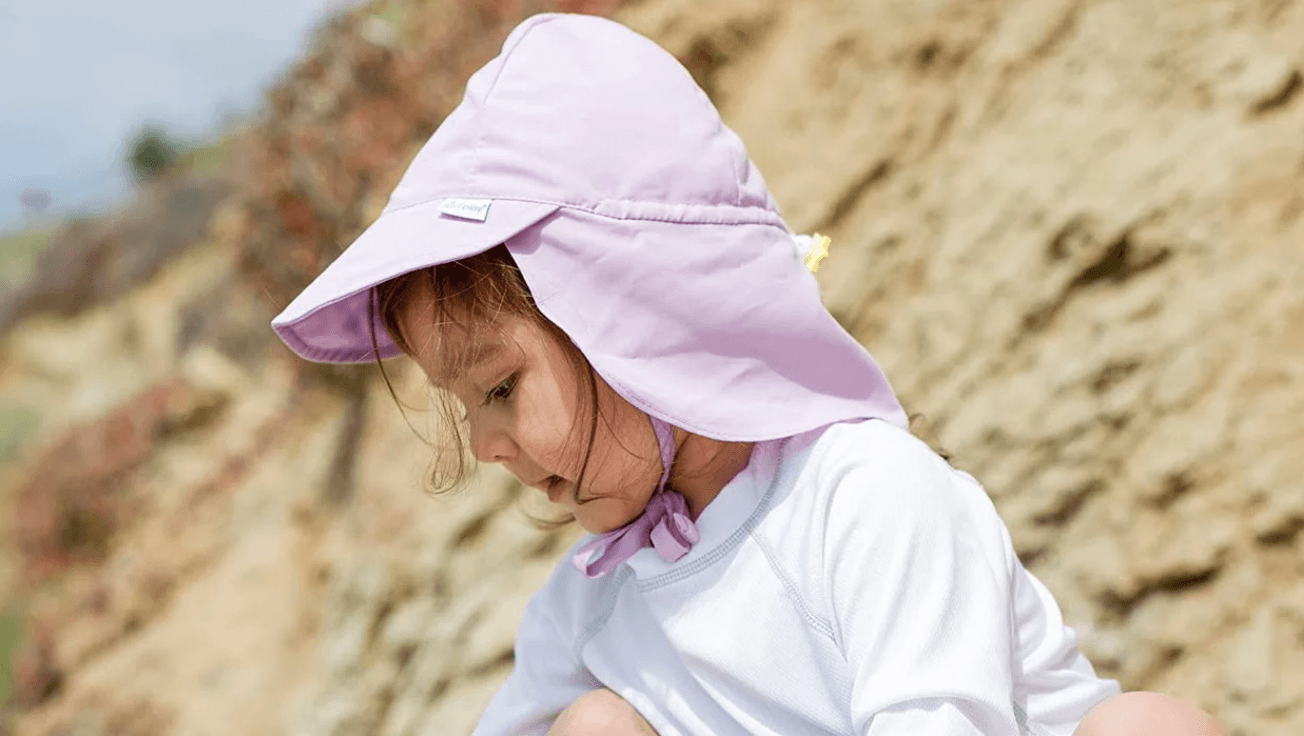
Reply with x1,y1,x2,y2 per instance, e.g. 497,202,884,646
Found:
648,495,700,562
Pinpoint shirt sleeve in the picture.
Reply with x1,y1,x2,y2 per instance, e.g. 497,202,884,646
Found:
819,426,1024,736
471,589,603,736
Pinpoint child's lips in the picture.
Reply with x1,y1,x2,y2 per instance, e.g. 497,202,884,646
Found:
545,477,567,503
535,474,566,503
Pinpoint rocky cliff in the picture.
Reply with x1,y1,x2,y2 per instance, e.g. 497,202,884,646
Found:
1,0,1301,734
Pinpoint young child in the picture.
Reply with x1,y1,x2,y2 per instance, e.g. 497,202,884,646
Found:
272,13,1226,736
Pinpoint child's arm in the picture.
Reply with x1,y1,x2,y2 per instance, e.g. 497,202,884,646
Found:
471,591,603,736
819,425,1026,735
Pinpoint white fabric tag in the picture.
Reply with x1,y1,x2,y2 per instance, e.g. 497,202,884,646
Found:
439,198,492,221
790,233,813,261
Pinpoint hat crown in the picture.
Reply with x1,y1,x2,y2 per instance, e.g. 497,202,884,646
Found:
271,13,907,448
385,14,775,215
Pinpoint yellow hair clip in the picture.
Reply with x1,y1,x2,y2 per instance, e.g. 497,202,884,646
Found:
804,233,832,273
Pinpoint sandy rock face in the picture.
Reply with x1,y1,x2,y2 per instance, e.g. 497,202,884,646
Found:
626,1,1302,732
1,0,1301,735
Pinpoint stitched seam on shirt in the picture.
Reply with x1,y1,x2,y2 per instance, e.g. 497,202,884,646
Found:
1030,719,1059,736
575,566,633,657
809,428,855,655
636,443,789,592
1012,701,1030,735
750,534,836,642
1012,701,1059,736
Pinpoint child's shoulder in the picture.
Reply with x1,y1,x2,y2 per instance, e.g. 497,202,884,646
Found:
801,418,955,487
784,418,996,534
793,418,1008,552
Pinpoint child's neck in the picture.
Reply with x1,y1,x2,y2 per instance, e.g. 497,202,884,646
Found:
668,429,756,520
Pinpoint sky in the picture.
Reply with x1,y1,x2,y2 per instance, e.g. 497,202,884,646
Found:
0,0,364,235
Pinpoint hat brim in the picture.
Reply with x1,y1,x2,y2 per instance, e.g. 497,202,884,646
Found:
271,197,561,363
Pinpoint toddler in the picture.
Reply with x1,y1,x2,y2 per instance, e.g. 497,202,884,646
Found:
272,13,1225,736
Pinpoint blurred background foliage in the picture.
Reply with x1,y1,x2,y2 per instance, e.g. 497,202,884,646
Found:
125,127,181,185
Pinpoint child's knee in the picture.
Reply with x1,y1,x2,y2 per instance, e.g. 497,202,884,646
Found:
549,689,659,736
1074,691,1225,736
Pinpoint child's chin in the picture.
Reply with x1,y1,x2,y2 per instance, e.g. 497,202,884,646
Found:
576,509,639,535
576,518,616,535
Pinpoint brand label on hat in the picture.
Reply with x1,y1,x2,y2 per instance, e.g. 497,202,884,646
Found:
439,198,492,221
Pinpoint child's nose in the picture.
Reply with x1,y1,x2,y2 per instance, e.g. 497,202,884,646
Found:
470,421,516,464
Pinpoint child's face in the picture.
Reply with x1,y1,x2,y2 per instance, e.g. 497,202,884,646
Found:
398,299,663,534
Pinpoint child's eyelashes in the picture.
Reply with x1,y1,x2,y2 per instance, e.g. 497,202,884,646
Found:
483,373,518,406
455,373,517,423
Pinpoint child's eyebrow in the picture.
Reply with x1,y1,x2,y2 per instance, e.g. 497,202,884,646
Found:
465,342,505,368
440,342,505,378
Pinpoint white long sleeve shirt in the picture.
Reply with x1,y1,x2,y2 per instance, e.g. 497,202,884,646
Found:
472,419,1120,736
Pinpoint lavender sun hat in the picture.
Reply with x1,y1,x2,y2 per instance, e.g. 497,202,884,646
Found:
271,13,908,577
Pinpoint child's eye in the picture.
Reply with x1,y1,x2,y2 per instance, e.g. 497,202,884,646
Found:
483,373,518,405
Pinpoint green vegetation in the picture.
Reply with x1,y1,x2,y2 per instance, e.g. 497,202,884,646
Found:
178,135,233,179
0,226,54,289
126,125,181,183
0,404,40,462
0,605,19,703
371,1,408,33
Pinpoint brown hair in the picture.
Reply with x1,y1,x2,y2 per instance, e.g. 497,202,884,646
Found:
368,245,952,520
368,244,607,521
